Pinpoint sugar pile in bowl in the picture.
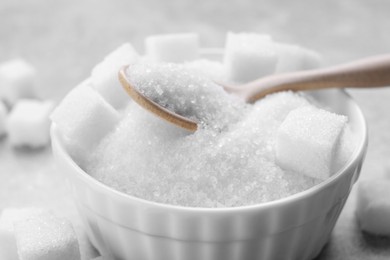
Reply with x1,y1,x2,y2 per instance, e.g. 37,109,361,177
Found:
52,32,356,208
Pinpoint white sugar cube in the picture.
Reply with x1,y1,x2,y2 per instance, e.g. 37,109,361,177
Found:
0,59,37,105
145,33,200,62
223,32,278,83
91,43,139,109
276,105,347,179
356,179,390,236
15,214,81,260
6,99,54,148
50,83,120,163
275,43,322,73
0,101,7,136
0,208,48,260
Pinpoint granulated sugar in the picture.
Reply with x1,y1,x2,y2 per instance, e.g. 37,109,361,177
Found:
85,62,355,207
125,63,246,130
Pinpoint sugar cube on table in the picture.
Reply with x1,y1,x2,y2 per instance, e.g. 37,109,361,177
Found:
275,43,322,73
0,59,37,105
50,83,120,164
6,99,54,148
223,32,278,83
0,208,48,260
356,178,390,236
276,105,347,180
145,33,200,63
15,214,81,260
91,43,139,109
0,101,7,136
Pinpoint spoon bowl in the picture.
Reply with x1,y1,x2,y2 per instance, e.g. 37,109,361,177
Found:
119,67,198,131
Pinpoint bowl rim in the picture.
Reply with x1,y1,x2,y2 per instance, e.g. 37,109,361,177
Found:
51,87,368,214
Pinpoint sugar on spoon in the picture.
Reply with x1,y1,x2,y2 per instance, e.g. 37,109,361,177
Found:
119,54,390,131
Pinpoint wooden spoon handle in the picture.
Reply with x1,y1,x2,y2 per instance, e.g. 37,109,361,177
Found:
241,54,390,103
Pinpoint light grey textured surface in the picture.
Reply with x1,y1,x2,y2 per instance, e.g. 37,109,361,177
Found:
1,0,390,259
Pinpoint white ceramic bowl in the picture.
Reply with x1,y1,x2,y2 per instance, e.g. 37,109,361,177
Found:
51,88,367,260
51,52,368,260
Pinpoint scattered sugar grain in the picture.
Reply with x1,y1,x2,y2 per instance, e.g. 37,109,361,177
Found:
87,91,354,207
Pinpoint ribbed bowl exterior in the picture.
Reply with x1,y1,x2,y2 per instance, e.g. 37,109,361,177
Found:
51,89,367,260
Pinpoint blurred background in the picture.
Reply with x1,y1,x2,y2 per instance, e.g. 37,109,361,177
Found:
1,0,390,259
1,0,390,99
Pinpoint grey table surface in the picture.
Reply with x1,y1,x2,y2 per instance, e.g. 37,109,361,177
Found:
1,0,390,259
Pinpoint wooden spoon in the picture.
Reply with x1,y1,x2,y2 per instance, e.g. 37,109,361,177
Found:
119,54,390,131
